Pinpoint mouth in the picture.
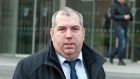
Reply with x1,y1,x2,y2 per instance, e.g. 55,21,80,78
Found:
64,43,75,49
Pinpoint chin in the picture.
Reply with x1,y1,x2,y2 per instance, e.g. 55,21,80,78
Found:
65,55,77,60
65,51,75,55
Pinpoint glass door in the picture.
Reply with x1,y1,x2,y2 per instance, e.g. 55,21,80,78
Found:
34,0,54,52
128,0,140,61
16,0,59,54
92,0,112,56
16,0,34,54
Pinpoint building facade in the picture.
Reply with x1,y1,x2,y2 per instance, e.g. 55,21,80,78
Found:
0,0,140,61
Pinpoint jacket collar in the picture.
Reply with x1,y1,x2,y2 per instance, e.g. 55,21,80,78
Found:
44,41,106,79
82,43,106,70
44,41,60,65
45,41,106,66
44,41,66,79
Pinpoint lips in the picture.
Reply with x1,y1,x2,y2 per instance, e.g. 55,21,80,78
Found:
64,43,75,49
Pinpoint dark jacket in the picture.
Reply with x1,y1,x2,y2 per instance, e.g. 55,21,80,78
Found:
110,0,132,26
12,41,106,79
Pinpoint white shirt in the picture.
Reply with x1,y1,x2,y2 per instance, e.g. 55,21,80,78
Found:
56,51,88,79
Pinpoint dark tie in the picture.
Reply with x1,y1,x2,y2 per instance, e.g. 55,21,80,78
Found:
65,59,79,79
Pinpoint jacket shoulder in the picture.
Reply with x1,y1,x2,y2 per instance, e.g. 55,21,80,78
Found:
17,49,49,75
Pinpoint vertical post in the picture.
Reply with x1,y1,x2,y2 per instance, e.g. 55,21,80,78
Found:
109,19,113,56
60,0,66,9
131,0,136,61
32,0,37,54
91,0,96,48
11,0,19,55
126,0,131,59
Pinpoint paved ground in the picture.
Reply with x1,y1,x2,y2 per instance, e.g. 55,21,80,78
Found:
104,59,140,79
0,65,15,79
0,55,140,79
0,55,22,79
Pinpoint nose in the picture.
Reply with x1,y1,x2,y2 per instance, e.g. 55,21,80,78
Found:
66,29,72,39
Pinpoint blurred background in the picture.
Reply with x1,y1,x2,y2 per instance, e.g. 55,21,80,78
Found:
0,0,140,79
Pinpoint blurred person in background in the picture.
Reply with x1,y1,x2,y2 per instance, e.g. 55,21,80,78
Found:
109,0,133,65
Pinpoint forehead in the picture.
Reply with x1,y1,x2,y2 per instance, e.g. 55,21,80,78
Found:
55,11,81,26
56,11,80,20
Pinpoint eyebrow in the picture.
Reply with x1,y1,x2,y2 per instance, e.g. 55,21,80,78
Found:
57,25,80,28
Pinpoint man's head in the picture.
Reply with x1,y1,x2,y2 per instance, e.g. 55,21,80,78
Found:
50,7,85,60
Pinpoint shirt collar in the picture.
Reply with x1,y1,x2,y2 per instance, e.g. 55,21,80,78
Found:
56,51,83,64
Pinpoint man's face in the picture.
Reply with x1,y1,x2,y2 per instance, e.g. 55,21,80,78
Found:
50,13,85,60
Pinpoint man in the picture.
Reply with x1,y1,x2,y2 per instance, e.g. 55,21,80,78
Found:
109,0,132,65
12,7,106,79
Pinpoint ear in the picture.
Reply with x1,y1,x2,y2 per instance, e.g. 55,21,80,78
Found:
50,28,54,41
82,27,85,41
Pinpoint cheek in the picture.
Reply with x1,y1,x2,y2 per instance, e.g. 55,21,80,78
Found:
77,33,85,41
52,34,64,44
52,36,63,50
74,36,84,45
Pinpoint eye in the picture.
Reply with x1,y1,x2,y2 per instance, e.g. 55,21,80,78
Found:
57,26,66,31
72,26,80,31
58,28,64,31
